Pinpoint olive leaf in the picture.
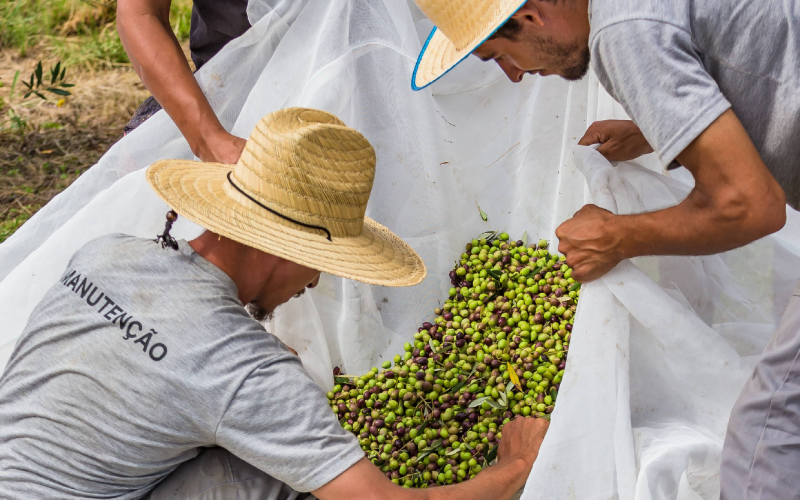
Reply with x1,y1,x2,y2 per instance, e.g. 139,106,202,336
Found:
468,396,490,408
499,390,508,408
487,269,503,280
484,443,499,464
486,398,506,411
429,439,443,450
334,376,353,384
475,230,498,241
476,203,488,222
429,339,438,354
446,448,461,456
521,231,528,247
506,362,523,392
569,283,581,291
462,442,474,451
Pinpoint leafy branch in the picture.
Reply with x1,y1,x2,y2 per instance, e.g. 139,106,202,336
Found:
21,61,75,100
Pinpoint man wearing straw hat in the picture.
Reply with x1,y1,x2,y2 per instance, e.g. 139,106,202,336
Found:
412,1,798,498
0,108,547,499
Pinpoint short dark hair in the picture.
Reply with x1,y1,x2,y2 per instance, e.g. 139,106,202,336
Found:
490,17,523,40
489,0,562,41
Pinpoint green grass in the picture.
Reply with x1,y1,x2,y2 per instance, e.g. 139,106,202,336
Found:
0,206,36,243
0,0,193,68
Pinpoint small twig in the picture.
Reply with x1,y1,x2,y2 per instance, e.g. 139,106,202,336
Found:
486,142,520,169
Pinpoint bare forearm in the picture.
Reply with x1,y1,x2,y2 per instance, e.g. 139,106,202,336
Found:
612,188,783,260
117,0,225,154
612,112,786,260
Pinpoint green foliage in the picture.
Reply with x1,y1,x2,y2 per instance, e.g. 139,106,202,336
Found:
21,61,75,100
0,207,35,243
0,0,194,68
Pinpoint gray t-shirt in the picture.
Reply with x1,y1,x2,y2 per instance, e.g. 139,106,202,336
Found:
0,234,362,499
589,0,800,208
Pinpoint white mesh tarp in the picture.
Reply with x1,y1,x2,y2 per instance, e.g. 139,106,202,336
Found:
1,1,800,498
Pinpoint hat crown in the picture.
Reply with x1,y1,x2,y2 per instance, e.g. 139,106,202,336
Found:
415,0,511,50
228,108,376,239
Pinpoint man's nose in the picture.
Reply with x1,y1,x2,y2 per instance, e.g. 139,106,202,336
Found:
307,275,320,289
497,59,525,83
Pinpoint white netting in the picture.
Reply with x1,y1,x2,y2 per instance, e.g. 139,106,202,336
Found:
1,1,799,498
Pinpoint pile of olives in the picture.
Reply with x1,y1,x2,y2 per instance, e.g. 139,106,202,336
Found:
327,232,579,488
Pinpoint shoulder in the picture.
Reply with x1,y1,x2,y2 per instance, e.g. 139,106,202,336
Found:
589,0,692,48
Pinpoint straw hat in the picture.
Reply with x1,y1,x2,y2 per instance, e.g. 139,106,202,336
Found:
146,108,426,287
412,0,527,91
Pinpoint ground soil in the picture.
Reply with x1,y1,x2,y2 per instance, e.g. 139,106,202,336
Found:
0,44,191,241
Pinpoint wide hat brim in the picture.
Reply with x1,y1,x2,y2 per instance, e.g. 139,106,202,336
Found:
412,0,527,91
147,160,427,287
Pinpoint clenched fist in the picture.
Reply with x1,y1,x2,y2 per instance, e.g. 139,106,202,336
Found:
555,204,625,282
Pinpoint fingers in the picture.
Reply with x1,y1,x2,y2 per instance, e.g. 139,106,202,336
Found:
577,122,605,146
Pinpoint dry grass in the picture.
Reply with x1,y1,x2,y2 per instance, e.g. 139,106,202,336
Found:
0,0,193,242
0,48,150,241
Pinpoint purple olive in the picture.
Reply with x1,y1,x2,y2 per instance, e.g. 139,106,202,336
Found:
502,255,511,264
423,322,433,330
416,370,426,380
456,339,465,348
375,419,385,428
443,312,454,321
455,412,467,421
498,317,507,327
566,324,573,332
449,270,458,280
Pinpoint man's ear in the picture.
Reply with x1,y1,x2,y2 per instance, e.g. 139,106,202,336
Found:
512,2,545,28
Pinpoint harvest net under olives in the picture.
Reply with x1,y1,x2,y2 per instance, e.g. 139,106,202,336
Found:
327,231,580,488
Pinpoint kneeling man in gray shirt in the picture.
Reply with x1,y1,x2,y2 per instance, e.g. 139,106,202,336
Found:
0,108,548,500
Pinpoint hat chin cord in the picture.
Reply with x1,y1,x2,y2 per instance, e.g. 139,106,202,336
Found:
225,171,332,242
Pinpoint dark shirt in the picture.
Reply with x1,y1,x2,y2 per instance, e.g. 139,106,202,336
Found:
190,0,251,69
125,0,252,133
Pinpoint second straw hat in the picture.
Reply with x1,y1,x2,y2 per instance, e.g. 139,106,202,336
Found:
412,0,526,91
147,107,426,287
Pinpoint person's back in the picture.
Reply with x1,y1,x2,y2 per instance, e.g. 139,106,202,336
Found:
589,0,800,206
0,234,356,499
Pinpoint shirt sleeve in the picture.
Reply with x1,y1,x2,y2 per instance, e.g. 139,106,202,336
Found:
590,19,732,165
215,356,364,492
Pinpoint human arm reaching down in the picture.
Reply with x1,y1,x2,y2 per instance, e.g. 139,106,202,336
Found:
314,416,549,500
117,0,245,163
557,109,786,282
